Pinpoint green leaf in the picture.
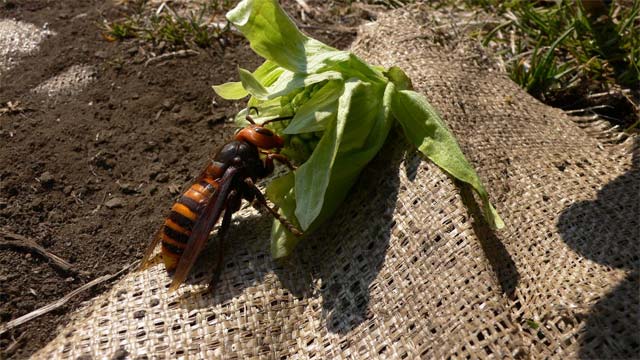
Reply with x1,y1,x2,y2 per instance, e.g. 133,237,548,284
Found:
233,95,295,126
227,0,386,81
238,67,269,100
284,80,343,134
293,105,342,230
212,81,248,100
306,81,394,228
384,66,413,90
266,71,343,99
252,60,284,86
294,79,391,230
391,90,505,229
265,172,302,259
227,0,334,73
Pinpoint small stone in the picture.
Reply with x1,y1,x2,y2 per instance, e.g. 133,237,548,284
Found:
31,198,43,211
161,99,173,110
94,50,108,59
144,141,158,151
39,171,55,186
47,210,64,222
155,173,169,183
126,47,138,55
65,277,74,283
105,197,125,209
118,182,139,194
63,185,73,195
168,183,181,195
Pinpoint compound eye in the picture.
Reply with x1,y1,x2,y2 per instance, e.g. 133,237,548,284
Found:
254,127,274,136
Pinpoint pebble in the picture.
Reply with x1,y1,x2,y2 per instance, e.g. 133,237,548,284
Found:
155,173,169,183
47,210,64,222
161,99,174,110
105,197,125,209
118,182,139,194
168,183,181,195
39,171,55,186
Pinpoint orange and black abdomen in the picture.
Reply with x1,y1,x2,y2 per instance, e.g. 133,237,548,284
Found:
161,163,224,271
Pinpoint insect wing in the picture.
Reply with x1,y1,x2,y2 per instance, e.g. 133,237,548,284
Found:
139,227,163,270
168,167,239,291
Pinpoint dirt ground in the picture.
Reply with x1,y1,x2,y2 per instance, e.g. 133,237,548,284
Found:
0,1,366,357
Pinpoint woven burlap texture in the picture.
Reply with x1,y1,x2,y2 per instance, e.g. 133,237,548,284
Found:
35,7,638,359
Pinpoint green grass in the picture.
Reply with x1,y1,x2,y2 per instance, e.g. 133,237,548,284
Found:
337,0,416,8
103,0,234,49
469,0,639,128
104,0,638,129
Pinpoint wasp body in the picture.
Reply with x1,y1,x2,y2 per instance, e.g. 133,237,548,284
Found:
141,114,301,292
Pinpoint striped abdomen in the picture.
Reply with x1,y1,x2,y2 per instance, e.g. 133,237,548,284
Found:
161,164,224,271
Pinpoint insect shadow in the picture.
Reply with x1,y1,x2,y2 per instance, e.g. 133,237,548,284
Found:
557,137,639,358
175,211,282,306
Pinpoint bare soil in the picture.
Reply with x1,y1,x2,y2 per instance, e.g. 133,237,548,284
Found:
0,1,364,357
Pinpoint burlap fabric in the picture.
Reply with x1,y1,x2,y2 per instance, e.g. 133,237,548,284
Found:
35,7,638,359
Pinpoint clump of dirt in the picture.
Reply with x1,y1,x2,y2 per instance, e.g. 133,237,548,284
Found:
0,0,361,358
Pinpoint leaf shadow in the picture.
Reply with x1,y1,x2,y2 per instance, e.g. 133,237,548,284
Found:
557,137,639,359
458,183,520,299
279,137,404,334
175,135,403,332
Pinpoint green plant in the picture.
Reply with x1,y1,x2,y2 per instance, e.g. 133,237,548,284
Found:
103,1,234,50
104,18,137,40
214,0,504,258
481,0,639,113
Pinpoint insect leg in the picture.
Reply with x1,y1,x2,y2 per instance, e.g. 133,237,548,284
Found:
208,190,238,292
261,151,297,171
243,178,303,237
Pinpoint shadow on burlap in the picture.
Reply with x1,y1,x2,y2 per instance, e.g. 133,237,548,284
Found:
34,6,639,359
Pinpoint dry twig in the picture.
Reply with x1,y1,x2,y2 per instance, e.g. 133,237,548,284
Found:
0,229,74,273
0,101,25,116
144,49,199,66
0,262,137,336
